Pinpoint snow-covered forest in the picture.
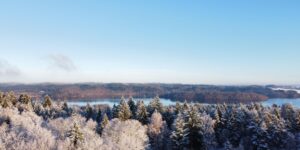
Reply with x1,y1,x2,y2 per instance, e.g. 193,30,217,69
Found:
1,91,300,150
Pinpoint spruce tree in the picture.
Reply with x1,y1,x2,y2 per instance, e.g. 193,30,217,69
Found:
67,122,84,148
96,109,102,123
171,112,187,150
148,96,164,114
117,97,132,121
2,98,10,108
7,91,17,106
136,100,149,124
18,94,31,105
127,97,137,119
85,104,93,121
97,113,109,135
43,95,52,108
112,104,119,118
175,102,182,114
183,106,205,150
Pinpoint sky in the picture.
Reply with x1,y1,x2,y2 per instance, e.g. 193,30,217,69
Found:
0,0,299,85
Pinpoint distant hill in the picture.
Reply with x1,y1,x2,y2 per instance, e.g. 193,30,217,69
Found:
0,83,300,103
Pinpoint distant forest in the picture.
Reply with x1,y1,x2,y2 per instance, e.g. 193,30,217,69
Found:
0,83,299,103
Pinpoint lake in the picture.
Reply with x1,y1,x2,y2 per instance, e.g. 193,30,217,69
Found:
262,98,300,107
67,98,300,108
67,98,176,107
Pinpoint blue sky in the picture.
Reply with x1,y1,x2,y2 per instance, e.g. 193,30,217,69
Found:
0,1,299,84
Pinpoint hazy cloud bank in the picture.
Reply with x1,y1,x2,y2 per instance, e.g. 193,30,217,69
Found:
48,54,76,72
0,59,21,76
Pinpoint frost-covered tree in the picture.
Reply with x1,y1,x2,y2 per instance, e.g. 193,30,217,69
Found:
183,106,205,150
136,100,149,124
163,106,176,128
96,109,102,123
175,102,182,114
102,119,149,150
117,97,132,121
18,94,31,105
170,112,187,150
85,103,94,121
199,113,216,149
148,96,164,114
0,108,56,150
148,110,169,150
43,95,52,108
97,113,109,135
127,97,137,119
67,122,84,148
112,104,119,119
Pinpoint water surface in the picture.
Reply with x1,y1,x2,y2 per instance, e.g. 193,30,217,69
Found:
67,98,176,107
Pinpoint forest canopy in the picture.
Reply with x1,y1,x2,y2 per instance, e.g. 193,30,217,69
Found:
0,91,300,150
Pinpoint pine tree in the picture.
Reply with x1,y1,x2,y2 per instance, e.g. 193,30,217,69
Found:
170,112,187,150
182,100,189,111
175,102,182,114
163,107,175,128
96,109,102,123
136,100,149,124
117,97,132,121
7,91,17,106
183,106,205,150
2,97,10,108
62,101,69,112
97,113,109,135
85,104,93,121
148,96,164,114
43,95,52,108
67,122,84,148
112,104,119,118
18,94,31,105
127,97,137,119
227,108,243,147
148,110,168,150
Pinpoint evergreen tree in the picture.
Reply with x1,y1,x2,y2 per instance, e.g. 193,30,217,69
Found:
148,96,164,114
182,100,189,111
7,91,17,106
85,104,93,121
251,121,269,150
170,112,187,150
2,97,10,108
117,97,132,121
62,101,69,112
127,97,137,119
175,102,182,114
227,108,243,147
112,104,119,119
148,110,169,150
43,95,52,108
96,109,102,123
163,107,175,128
18,94,31,105
136,100,149,124
183,106,205,150
97,113,109,135
214,105,227,147
67,122,84,148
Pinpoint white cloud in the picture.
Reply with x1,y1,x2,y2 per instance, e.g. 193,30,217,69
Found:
0,59,21,77
48,54,76,72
